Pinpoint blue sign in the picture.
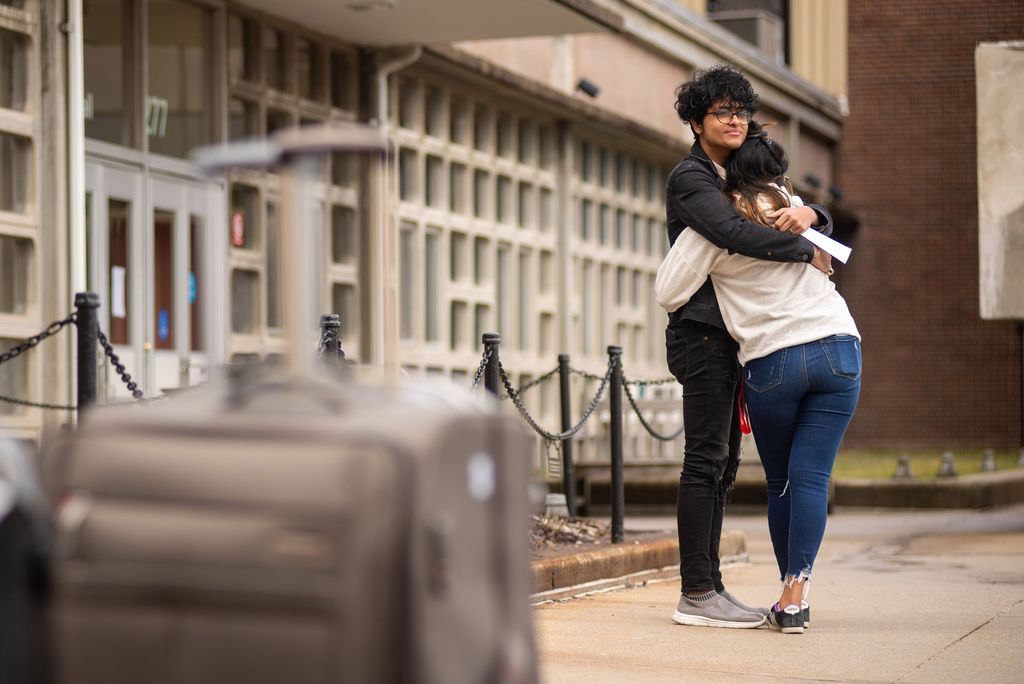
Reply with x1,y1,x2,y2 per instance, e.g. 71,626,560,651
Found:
188,272,197,304
158,309,170,342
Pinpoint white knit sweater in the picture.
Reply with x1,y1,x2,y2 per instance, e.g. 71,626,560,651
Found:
654,190,860,365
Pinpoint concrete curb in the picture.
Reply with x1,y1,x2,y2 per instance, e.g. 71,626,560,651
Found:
834,468,1024,508
529,529,746,598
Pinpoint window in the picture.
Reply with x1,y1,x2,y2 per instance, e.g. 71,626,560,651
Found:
265,202,281,329
0,236,30,314
228,14,258,83
231,269,259,333
263,27,287,91
331,284,357,342
473,170,489,219
473,104,490,151
0,28,27,112
398,77,419,130
84,0,133,146
473,236,489,285
229,98,259,140
107,200,130,344
450,232,468,281
497,114,514,158
266,107,293,135
449,163,467,214
399,149,417,202
450,301,468,351
496,245,510,343
399,223,415,340
297,39,322,101
517,183,533,229
189,217,203,351
426,156,444,208
497,176,513,224
426,86,445,137
153,210,176,350
147,0,213,158
331,205,356,264
518,250,530,350
450,97,469,144
425,231,440,342
0,339,27,416
330,50,351,109
0,132,29,213
229,184,259,249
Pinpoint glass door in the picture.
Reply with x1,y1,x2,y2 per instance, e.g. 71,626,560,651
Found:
84,159,146,401
148,175,212,393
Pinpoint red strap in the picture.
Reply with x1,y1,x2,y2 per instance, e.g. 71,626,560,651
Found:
738,382,752,435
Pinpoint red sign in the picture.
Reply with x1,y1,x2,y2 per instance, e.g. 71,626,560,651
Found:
231,212,245,247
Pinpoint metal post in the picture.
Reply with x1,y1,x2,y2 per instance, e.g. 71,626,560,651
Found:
319,314,347,364
608,345,624,543
558,353,576,521
75,292,100,412
483,332,501,396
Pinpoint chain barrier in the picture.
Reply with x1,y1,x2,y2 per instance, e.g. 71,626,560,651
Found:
0,314,79,411
621,371,685,441
569,367,675,388
498,358,613,443
470,345,493,390
97,329,144,400
500,365,559,401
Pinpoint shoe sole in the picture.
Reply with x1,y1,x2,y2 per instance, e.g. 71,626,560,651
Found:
672,611,766,629
768,619,804,635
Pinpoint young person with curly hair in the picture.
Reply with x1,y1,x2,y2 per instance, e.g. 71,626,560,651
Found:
663,66,835,629
657,122,861,635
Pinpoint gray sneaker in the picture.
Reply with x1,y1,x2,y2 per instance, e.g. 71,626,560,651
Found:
672,592,766,628
720,589,769,616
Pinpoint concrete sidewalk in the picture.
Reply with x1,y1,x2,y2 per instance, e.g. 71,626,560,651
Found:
534,505,1024,683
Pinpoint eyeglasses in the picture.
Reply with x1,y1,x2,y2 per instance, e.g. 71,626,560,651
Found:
708,108,751,125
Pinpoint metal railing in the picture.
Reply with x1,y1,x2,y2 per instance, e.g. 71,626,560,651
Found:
470,332,685,543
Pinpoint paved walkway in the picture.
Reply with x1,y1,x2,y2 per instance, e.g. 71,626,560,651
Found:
535,505,1024,683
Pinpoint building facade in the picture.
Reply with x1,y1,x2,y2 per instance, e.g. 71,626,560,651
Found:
0,0,846,451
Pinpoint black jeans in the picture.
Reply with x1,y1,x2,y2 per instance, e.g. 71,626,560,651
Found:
666,319,742,593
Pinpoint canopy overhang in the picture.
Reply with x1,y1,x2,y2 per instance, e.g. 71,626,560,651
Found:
237,0,621,46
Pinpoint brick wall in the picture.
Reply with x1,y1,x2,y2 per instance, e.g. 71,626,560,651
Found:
838,1,1024,448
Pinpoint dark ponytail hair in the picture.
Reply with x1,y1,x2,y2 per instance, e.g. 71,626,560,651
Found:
723,121,792,226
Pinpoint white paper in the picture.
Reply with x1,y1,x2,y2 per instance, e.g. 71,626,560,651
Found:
111,266,127,318
802,229,852,264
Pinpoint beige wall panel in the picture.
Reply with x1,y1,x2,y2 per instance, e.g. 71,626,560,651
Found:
455,36,563,90
797,128,833,193
789,0,847,99
571,33,691,141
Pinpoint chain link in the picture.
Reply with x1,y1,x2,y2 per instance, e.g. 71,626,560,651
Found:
621,371,685,441
516,366,565,397
470,345,493,390
0,314,79,411
624,376,678,387
0,314,77,367
97,330,144,400
498,358,613,442
0,393,76,409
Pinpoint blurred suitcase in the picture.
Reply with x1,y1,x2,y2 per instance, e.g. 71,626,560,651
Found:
42,370,537,684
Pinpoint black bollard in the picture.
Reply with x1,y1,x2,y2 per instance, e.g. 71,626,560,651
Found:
319,314,347,365
75,292,100,412
608,345,624,543
483,333,501,396
558,354,576,521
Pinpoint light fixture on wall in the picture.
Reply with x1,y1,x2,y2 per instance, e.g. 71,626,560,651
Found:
576,78,600,98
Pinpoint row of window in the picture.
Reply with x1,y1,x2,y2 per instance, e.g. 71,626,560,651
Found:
0,1,38,418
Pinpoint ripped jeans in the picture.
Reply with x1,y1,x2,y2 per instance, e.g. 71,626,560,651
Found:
742,335,861,582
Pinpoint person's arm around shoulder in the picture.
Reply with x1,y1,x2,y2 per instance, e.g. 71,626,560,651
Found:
668,162,817,265
654,230,719,313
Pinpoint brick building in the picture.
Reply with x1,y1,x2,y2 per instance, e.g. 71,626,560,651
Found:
838,0,1024,448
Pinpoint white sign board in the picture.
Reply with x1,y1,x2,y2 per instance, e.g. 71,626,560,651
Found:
977,42,1024,319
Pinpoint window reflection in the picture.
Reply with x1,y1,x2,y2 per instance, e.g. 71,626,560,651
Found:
147,0,213,158
84,0,133,146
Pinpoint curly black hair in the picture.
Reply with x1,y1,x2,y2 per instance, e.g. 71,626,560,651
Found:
674,65,759,131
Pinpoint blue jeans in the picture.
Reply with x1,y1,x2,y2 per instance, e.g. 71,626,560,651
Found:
742,335,862,582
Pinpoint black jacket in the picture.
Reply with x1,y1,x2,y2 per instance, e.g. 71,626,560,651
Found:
665,141,833,329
